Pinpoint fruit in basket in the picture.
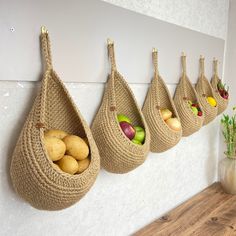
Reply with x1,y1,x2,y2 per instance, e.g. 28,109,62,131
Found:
77,158,90,174
191,106,199,116
63,135,89,161
198,111,203,116
132,139,142,145
165,118,181,131
188,100,202,117
133,126,145,143
44,136,66,161
160,109,172,121
207,97,217,107
117,114,132,123
217,81,229,100
119,121,136,140
44,129,68,140
57,155,79,175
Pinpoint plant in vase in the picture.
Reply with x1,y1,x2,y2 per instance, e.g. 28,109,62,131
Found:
219,107,236,194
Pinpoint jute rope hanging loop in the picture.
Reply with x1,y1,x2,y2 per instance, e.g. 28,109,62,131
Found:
211,58,229,115
91,39,150,174
10,27,100,210
195,56,218,125
173,53,204,137
142,49,182,153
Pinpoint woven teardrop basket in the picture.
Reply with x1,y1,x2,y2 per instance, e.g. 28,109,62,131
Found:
211,59,228,115
142,49,182,153
10,28,100,211
195,56,218,125
91,40,150,174
174,54,204,137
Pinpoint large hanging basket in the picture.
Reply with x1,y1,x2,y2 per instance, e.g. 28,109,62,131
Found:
142,49,182,153
174,54,204,137
195,56,218,125
91,40,150,174
211,59,229,115
10,28,100,211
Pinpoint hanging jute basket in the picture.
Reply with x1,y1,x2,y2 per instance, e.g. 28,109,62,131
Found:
211,59,229,115
91,40,150,174
142,49,182,153
173,54,204,137
195,56,218,125
10,27,100,211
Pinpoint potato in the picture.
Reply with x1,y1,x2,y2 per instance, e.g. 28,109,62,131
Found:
44,129,68,140
77,158,90,174
57,155,79,175
44,136,66,161
63,135,89,160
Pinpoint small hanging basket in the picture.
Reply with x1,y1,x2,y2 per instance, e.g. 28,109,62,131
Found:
142,49,182,153
211,59,229,115
91,40,150,174
10,27,100,211
195,56,218,125
174,54,204,137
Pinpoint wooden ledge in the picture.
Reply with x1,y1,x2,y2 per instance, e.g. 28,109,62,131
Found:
134,182,236,236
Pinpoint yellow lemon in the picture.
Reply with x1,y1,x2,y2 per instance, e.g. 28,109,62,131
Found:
207,97,217,107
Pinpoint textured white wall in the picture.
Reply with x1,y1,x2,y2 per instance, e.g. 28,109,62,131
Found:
102,0,229,39
0,1,230,236
225,0,236,110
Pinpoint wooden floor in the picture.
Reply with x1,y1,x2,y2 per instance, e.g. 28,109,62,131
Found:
134,183,236,236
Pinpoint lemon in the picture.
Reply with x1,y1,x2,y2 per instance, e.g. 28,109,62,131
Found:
207,97,217,107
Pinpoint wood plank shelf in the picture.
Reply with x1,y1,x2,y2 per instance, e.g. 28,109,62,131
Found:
134,183,236,236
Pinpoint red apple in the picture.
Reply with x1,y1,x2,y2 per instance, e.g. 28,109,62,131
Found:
198,111,203,116
119,122,136,140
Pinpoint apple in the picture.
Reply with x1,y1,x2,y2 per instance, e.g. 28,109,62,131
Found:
160,108,172,121
119,121,135,140
117,114,131,124
132,139,142,145
165,118,181,131
198,111,203,116
191,106,198,116
133,126,145,143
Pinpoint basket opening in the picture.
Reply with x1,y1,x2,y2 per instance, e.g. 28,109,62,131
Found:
114,74,144,128
42,73,86,138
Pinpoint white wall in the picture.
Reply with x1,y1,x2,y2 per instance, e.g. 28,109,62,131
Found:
0,1,230,236
225,0,236,110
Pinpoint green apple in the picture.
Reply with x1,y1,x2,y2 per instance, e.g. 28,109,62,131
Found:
133,126,145,143
191,106,198,116
132,139,142,145
117,114,131,124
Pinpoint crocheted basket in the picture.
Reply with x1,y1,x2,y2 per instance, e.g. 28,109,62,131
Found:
91,40,150,174
173,54,204,137
211,59,229,115
195,56,218,125
10,27,100,211
142,49,182,153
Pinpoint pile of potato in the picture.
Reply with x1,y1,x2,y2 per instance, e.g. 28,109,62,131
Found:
44,129,90,175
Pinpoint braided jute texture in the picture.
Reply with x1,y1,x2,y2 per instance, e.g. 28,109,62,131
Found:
173,55,204,137
211,59,228,115
91,42,150,174
195,57,217,125
10,30,100,211
142,50,182,153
